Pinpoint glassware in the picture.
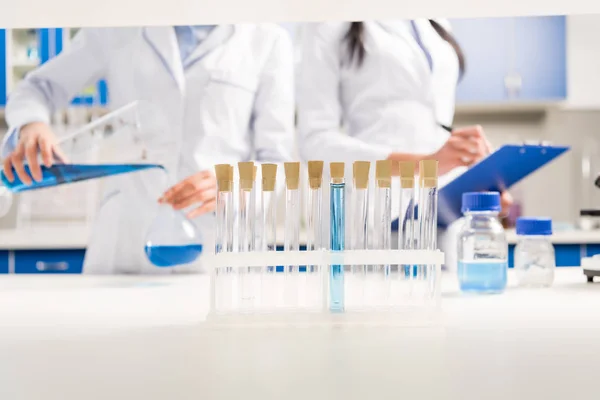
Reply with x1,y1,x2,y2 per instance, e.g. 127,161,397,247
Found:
457,192,508,294
329,162,346,313
144,203,203,267
514,217,555,288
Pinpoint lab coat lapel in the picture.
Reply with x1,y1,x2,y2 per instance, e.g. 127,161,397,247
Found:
377,20,432,78
142,26,185,93
185,25,235,68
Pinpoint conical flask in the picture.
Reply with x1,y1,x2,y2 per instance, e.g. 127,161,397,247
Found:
142,170,204,268
144,204,204,267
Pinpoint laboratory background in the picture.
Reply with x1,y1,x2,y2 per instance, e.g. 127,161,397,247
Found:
2,10,600,400
0,14,598,272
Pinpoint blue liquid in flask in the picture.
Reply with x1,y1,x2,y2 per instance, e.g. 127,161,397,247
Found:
458,260,507,294
144,244,203,267
1,164,163,192
330,182,345,313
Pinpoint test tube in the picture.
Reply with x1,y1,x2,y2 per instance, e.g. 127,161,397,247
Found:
215,164,233,255
351,161,370,309
261,163,278,310
307,161,324,309
399,161,416,280
374,160,392,306
238,161,256,310
261,164,278,253
418,160,439,293
307,161,324,254
329,162,346,313
214,164,234,312
284,162,301,309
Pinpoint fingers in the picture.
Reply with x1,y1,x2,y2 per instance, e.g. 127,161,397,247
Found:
160,174,215,205
11,148,32,185
447,137,481,161
453,125,493,156
25,138,42,182
187,199,216,219
160,172,217,211
173,188,216,210
2,157,14,182
498,191,513,218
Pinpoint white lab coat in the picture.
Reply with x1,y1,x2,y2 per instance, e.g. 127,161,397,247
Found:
3,24,294,274
296,20,466,258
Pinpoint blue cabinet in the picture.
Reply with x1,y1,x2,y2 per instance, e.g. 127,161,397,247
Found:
450,18,512,103
513,17,567,101
508,243,585,268
0,251,8,274
13,249,85,274
450,16,567,104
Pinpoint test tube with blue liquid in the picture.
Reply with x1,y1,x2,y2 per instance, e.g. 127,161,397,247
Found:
329,162,346,313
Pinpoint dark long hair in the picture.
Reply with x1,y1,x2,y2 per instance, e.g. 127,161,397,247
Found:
344,21,466,79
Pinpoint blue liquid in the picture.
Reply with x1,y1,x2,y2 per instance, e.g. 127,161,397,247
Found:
330,182,345,313
144,244,203,267
1,164,163,192
458,260,507,294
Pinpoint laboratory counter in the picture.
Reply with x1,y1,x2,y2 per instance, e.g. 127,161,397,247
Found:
1,225,600,273
3,224,600,249
0,268,598,400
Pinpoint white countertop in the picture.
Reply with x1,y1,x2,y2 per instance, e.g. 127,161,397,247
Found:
0,268,598,400
2,224,600,249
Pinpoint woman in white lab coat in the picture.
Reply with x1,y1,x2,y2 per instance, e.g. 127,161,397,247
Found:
2,25,294,274
296,20,511,264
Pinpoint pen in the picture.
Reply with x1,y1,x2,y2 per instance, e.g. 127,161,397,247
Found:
438,123,453,133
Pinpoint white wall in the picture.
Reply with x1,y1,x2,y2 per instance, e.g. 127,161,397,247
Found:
566,14,600,109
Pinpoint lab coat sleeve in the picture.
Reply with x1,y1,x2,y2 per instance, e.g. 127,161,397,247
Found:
251,30,295,164
2,28,109,158
296,23,391,162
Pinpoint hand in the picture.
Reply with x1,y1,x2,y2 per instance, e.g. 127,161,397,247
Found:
2,122,67,184
430,125,492,175
499,191,513,218
159,170,217,219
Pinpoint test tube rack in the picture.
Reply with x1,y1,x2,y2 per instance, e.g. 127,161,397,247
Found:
204,249,444,327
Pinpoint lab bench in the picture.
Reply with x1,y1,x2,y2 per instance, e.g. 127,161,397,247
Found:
1,226,600,273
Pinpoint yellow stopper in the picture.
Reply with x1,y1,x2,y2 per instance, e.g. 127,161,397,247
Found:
419,160,438,188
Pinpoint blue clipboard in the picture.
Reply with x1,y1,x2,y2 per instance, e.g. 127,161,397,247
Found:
437,144,569,227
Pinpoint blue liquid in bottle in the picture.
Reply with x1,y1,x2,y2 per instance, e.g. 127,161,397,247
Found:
330,182,345,313
457,260,507,293
1,164,163,192
144,244,203,267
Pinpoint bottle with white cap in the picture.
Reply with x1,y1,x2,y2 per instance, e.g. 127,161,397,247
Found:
514,217,555,288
